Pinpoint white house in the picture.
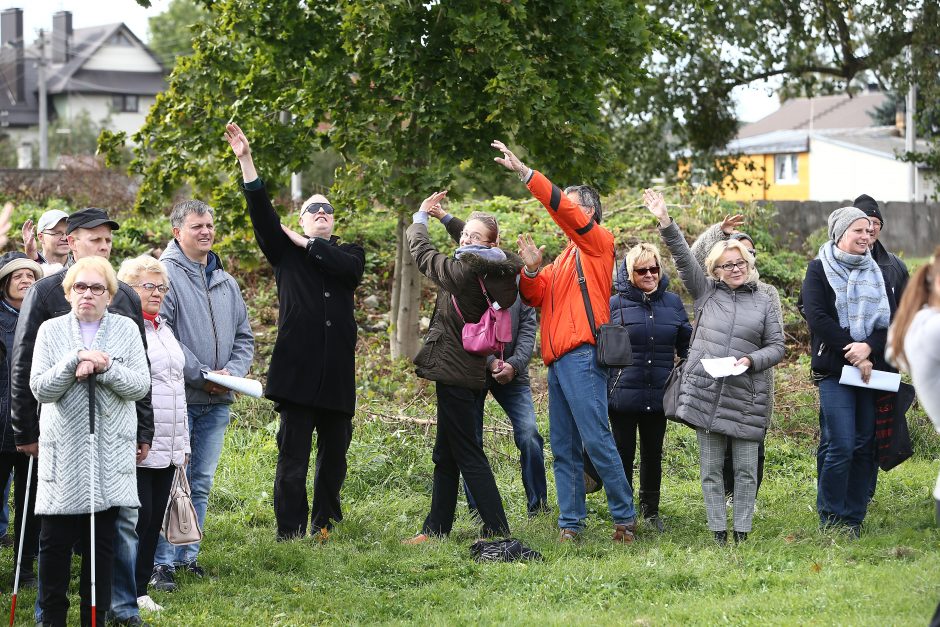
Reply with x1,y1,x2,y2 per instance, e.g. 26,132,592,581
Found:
0,8,166,168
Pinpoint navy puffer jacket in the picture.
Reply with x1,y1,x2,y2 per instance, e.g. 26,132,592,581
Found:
607,260,692,415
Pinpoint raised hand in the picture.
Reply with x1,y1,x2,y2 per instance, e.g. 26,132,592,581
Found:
427,203,447,220
643,189,670,227
517,233,545,272
491,140,527,176
281,223,309,248
721,214,745,235
22,217,37,261
419,190,448,214
224,122,251,159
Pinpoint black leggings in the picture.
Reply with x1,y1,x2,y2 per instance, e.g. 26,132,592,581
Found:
135,465,176,596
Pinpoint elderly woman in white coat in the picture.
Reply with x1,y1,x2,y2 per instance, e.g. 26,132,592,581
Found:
118,255,190,610
30,256,150,627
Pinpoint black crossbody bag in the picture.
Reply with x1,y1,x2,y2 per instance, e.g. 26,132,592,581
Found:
574,250,633,368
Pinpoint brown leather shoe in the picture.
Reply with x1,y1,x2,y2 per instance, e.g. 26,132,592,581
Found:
558,529,578,543
612,522,637,543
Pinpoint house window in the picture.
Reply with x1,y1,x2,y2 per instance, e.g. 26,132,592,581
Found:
112,94,139,113
774,153,799,184
108,32,133,46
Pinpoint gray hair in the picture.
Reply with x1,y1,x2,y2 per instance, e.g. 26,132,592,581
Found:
170,200,214,229
564,185,602,224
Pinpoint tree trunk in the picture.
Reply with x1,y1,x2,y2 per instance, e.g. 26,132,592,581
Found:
390,216,421,359
389,214,404,358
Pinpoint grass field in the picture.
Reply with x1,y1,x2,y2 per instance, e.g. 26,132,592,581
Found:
4,362,940,625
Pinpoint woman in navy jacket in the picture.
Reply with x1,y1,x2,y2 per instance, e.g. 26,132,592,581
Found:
607,243,692,531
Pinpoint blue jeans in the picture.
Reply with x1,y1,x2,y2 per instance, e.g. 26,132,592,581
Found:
464,381,548,514
155,403,230,567
547,345,636,531
817,377,876,527
0,470,11,535
109,506,140,620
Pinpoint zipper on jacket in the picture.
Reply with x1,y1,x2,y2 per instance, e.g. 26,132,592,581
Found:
200,268,221,369
818,341,826,357
154,323,180,467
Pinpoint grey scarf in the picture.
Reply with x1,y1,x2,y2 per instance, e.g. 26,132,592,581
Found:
818,241,890,341
455,245,506,263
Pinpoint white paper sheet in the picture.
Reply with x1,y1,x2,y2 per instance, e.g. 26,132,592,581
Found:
838,365,901,392
700,357,749,379
204,371,264,398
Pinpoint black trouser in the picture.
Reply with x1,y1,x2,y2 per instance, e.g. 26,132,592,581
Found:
135,465,175,596
608,410,667,517
724,438,765,497
0,451,39,572
274,404,353,537
423,383,509,537
39,507,119,627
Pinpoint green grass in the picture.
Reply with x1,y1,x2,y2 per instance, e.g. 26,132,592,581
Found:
4,369,940,625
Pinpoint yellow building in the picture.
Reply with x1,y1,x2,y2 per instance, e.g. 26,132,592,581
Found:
704,131,811,201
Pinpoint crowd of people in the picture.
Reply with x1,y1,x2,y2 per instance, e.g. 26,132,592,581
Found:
0,127,935,624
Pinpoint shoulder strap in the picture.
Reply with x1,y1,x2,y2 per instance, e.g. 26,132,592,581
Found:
574,250,597,339
452,275,493,323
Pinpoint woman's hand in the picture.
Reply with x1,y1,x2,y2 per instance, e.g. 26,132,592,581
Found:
517,233,545,272
858,359,873,384
721,214,745,235
75,360,95,380
491,140,528,177
843,342,872,366
427,203,447,220
77,350,111,373
643,189,670,228
734,356,752,370
419,191,448,214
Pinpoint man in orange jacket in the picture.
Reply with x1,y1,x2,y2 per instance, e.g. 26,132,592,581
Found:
492,140,638,543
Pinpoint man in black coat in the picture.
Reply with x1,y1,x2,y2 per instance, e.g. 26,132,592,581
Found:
225,123,365,541
852,194,909,308
11,207,154,625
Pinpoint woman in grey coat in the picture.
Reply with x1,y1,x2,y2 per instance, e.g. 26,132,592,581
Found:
645,190,785,545
30,256,150,627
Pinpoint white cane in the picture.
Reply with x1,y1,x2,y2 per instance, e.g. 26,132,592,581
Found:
87,373,98,627
8,454,34,626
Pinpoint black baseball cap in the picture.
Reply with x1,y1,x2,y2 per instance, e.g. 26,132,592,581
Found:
66,208,120,235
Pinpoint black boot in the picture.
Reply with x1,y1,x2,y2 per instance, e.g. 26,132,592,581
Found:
714,530,728,546
640,491,664,532
733,530,748,544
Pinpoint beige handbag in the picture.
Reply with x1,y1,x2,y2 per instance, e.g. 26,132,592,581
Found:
161,465,203,545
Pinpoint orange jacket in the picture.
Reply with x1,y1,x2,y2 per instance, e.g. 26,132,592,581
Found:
519,171,614,365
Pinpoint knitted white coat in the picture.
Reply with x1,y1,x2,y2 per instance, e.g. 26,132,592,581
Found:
30,312,150,515
138,316,190,469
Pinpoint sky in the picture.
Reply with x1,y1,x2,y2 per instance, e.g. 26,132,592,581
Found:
2,1,782,123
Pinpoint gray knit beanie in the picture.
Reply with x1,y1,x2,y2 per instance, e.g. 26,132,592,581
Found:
827,206,869,244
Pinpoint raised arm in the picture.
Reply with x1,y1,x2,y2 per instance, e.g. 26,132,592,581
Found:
644,189,709,299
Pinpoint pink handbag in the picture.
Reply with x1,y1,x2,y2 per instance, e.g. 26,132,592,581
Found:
451,277,512,357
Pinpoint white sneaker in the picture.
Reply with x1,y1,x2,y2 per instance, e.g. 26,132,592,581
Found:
137,595,164,612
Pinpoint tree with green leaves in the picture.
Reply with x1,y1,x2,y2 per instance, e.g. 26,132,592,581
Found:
146,0,210,67
121,0,654,359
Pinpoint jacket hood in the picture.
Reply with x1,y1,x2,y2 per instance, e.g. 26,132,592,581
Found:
614,259,671,301
461,250,524,309
161,239,224,275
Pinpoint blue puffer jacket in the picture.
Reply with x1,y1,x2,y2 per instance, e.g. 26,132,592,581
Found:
0,301,16,452
607,262,692,415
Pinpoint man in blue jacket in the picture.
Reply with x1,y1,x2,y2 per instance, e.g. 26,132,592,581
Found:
151,198,254,590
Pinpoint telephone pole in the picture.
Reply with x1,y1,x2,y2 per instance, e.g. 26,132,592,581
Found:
37,28,48,169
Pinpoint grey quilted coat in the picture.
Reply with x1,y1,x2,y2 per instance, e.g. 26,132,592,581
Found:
660,221,785,441
30,312,151,515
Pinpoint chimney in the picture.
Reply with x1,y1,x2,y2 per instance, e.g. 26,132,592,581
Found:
52,10,72,64
0,8,24,104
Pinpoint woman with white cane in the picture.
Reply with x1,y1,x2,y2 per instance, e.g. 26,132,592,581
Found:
29,257,149,627
0,252,44,611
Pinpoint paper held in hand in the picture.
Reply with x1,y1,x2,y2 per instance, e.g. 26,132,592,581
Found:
700,357,749,379
839,365,901,392
203,371,263,398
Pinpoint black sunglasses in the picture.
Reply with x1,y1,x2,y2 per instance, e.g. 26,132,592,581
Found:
634,266,660,276
302,202,335,215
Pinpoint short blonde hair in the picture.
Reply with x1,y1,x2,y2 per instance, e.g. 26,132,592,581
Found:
624,243,663,284
117,255,169,287
62,257,118,297
703,239,758,283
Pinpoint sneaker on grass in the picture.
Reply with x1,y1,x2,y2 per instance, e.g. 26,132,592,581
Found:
137,595,164,612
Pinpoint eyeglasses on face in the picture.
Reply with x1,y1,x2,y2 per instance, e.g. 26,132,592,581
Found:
133,282,170,294
633,266,660,276
461,231,490,245
303,202,335,215
71,282,107,296
717,259,749,272
42,230,67,239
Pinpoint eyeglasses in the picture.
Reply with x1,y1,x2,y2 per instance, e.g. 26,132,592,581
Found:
302,202,335,215
633,266,660,276
71,282,107,296
41,230,67,239
133,282,170,294
461,231,490,245
717,260,749,272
